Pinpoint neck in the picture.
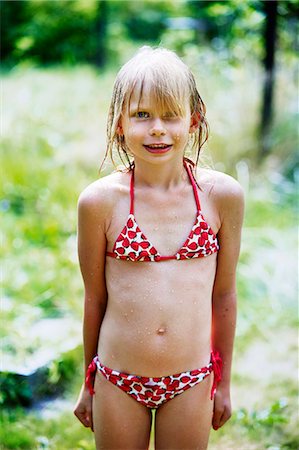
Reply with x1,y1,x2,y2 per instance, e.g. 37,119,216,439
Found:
133,157,187,190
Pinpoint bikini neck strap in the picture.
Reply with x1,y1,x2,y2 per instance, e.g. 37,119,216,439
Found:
129,159,201,215
129,167,135,214
184,159,201,212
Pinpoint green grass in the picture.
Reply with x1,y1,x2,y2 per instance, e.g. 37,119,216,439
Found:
0,408,95,450
1,56,298,449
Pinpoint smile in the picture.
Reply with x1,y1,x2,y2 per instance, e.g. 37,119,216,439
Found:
143,144,173,154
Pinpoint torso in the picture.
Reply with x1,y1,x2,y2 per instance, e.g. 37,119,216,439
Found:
96,166,221,376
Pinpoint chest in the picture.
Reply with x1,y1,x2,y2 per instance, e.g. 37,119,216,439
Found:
107,184,219,256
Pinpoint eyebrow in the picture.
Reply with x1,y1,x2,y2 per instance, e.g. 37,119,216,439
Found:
129,105,152,113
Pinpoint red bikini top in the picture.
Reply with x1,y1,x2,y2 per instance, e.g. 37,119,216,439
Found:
106,160,219,262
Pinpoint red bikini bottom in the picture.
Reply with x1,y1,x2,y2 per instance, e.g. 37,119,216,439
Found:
85,352,222,409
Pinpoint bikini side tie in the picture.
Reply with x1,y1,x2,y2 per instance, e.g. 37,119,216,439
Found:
210,351,223,400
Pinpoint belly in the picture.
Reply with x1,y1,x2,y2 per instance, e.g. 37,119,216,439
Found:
97,255,217,376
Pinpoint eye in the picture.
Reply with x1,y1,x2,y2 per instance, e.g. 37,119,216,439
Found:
135,111,150,118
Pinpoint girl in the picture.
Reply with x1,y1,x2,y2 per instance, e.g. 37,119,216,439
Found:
74,46,244,450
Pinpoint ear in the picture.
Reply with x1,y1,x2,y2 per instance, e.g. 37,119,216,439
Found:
116,118,123,136
189,111,201,134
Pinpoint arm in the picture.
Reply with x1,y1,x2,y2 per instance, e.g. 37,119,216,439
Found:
74,183,108,430
211,176,244,430
78,190,108,374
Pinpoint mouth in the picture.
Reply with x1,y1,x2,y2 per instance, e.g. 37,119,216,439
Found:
143,143,173,154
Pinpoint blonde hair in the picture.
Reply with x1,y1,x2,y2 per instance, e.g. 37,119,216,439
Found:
101,46,209,171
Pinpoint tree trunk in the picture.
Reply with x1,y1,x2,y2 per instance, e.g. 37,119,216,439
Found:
93,0,108,68
259,1,278,159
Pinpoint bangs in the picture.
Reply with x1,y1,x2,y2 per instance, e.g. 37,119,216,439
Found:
129,79,187,117
122,57,191,117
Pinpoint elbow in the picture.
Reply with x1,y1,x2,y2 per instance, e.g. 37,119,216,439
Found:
212,290,237,308
84,291,107,314
212,285,237,299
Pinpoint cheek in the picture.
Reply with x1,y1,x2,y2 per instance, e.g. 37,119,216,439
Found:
172,124,189,142
127,126,139,138
125,127,142,149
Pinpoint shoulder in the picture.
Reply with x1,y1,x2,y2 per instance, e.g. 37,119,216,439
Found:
196,167,244,203
196,167,244,222
78,170,130,221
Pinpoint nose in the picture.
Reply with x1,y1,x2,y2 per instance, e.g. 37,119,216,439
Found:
149,118,166,136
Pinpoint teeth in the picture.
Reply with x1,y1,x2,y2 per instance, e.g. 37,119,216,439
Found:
146,144,169,148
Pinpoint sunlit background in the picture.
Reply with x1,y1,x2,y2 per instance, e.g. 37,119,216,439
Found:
1,1,298,449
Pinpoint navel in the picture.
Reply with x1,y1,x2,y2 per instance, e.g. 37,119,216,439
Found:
157,327,167,335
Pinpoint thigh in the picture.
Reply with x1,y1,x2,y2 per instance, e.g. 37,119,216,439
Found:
92,370,152,450
155,373,213,450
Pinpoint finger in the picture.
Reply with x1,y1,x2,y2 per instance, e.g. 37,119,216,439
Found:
219,406,232,428
86,407,94,432
212,405,223,430
74,409,91,428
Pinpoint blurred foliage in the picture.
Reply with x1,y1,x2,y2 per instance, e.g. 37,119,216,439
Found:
0,406,96,450
1,0,298,68
1,1,298,447
0,347,82,407
209,398,299,450
2,0,97,65
0,374,32,408
1,60,297,444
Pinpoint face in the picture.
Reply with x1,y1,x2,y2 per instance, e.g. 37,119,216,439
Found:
117,83,199,166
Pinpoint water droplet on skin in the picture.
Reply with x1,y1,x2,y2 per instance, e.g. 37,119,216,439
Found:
193,301,197,305
154,227,159,231
130,309,134,313
159,307,163,311
111,354,115,359
147,331,151,335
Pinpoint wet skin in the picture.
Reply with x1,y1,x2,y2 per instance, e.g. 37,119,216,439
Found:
75,81,244,448
98,170,219,376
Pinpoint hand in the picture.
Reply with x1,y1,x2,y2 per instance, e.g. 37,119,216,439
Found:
212,385,232,430
73,383,94,432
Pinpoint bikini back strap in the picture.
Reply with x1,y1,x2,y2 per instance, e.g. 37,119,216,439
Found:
129,168,134,214
184,161,201,212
